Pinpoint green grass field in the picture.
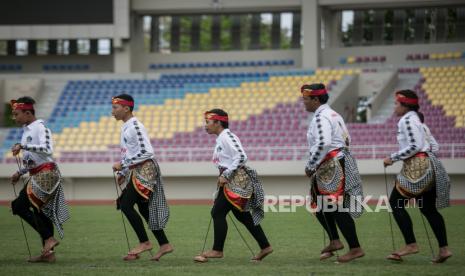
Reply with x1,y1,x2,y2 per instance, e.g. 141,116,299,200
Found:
0,205,464,275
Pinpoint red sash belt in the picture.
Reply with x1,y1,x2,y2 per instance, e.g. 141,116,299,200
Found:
318,148,342,169
29,162,56,175
405,152,428,162
132,177,151,200
413,152,428,158
224,187,248,211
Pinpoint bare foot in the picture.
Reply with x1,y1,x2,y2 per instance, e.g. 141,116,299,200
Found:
337,247,365,263
201,250,224,258
251,246,273,261
123,253,140,261
386,243,418,261
320,251,334,261
129,241,153,255
42,237,59,255
193,255,208,263
386,253,403,262
29,251,56,263
432,246,452,264
321,240,344,253
151,243,174,261
394,243,419,257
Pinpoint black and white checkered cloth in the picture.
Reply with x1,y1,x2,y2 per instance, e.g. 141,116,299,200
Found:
245,166,265,225
429,152,451,208
147,159,170,230
341,149,364,218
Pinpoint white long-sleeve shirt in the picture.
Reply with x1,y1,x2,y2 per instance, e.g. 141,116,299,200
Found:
19,119,55,172
422,123,439,152
120,117,154,170
306,104,350,171
391,111,431,162
212,129,247,179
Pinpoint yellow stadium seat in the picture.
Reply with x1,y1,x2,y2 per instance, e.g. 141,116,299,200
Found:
24,68,368,155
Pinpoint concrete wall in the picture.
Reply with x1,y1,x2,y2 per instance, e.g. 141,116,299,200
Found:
2,78,42,102
364,71,398,121
130,0,465,71
329,75,359,122
318,0,460,9
132,0,301,13
2,0,464,73
1,172,464,202
113,41,132,73
358,71,397,98
301,0,320,69
132,0,454,14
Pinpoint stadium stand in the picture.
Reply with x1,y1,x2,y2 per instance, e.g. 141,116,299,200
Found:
406,51,465,61
2,66,464,163
340,56,386,65
0,64,22,72
149,59,295,70
42,64,90,72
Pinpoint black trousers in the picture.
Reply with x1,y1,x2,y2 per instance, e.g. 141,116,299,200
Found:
11,185,54,244
315,207,361,249
313,157,361,249
119,181,169,246
211,187,270,251
389,186,448,247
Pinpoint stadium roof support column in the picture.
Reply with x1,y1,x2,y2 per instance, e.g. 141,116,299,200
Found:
301,0,320,69
116,12,141,73
113,0,130,73
114,38,131,73
322,7,340,48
